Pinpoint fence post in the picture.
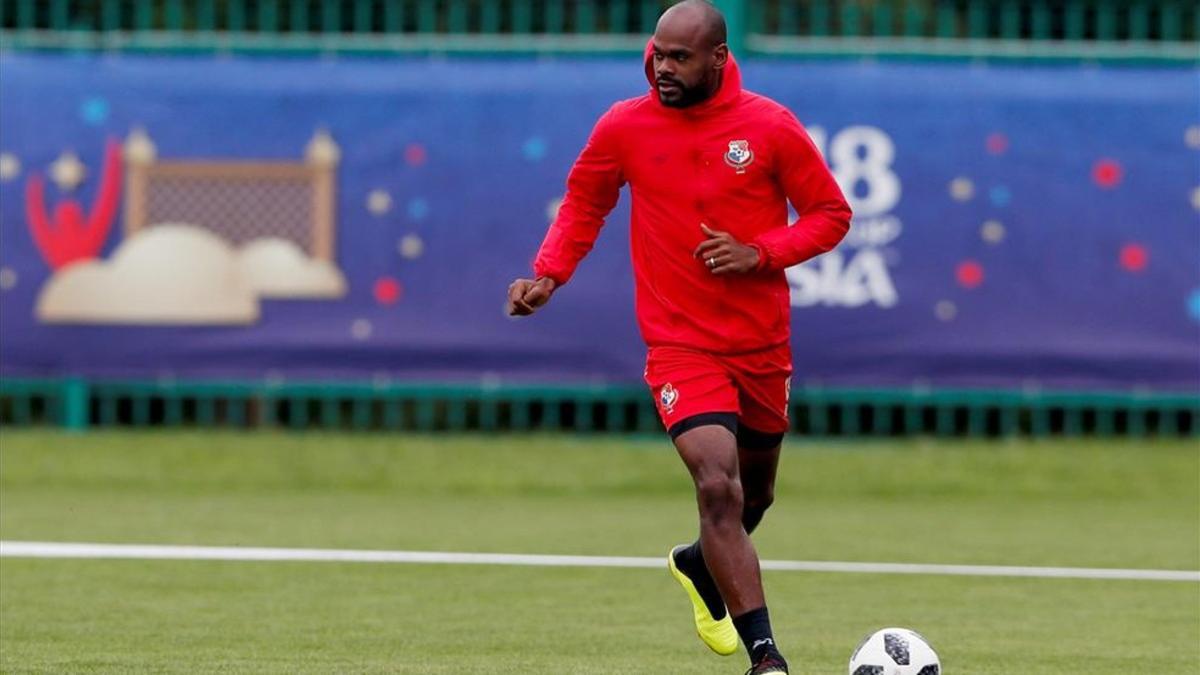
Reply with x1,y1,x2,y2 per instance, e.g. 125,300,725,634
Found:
305,129,340,262
714,0,747,57
123,128,156,238
61,376,89,432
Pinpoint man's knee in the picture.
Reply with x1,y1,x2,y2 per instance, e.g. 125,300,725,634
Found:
695,473,744,525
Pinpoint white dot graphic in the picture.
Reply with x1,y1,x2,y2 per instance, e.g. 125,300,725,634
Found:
367,189,393,215
351,319,373,340
1186,125,1200,150
981,220,1006,244
949,177,975,202
399,234,424,259
0,267,16,290
48,150,86,191
0,153,20,182
935,300,957,321
545,197,564,222
1191,186,1200,212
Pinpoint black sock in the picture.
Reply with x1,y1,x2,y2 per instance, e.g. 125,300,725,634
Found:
733,606,784,665
673,541,727,620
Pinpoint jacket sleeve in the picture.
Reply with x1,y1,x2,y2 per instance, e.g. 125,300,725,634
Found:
751,110,852,272
532,106,625,286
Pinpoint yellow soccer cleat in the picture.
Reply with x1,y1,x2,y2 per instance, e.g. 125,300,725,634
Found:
667,545,739,656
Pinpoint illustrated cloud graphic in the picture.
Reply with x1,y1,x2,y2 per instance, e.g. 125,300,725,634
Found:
36,224,259,324
238,238,346,299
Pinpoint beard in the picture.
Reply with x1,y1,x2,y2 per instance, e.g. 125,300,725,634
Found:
656,76,712,108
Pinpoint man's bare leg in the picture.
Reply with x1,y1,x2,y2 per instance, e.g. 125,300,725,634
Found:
674,425,786,672
674,425,763,614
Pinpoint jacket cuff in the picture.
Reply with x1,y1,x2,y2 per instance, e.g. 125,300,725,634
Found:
532,265,568,287
749,241,772,272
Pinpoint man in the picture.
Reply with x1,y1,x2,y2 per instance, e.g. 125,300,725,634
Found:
505,1,851,673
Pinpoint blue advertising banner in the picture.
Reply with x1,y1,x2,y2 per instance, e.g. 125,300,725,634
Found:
0,54,1197,391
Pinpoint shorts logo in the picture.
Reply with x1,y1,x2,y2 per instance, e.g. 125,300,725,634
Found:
660,383,679,414
724,140,754,174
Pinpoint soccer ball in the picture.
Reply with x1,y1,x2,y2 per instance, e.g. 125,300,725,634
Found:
848,627,941,675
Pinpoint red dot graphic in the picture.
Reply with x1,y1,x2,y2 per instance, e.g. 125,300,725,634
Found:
374,277,402,304
986,133,1009,155
1119,243,1148,272
405,143,427,166
956,260,984,289
1092,159,1123,189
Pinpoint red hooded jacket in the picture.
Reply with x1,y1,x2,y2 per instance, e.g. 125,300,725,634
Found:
533,47,851,355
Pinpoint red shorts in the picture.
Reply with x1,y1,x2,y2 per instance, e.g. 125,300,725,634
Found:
644,343,793,435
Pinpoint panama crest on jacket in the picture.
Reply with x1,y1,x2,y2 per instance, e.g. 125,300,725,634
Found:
724,139,754,173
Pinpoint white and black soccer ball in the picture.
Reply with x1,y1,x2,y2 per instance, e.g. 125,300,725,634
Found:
848,627,940,675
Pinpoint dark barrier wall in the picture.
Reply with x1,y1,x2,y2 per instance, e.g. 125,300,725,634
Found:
0,54,1197,391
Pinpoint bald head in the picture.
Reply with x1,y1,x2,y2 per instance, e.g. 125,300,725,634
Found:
651,0,729,108
657,0,727,49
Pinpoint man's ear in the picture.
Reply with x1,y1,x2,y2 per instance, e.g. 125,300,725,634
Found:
712,44,729,69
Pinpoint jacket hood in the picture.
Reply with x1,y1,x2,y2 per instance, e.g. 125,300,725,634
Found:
643,38,742,113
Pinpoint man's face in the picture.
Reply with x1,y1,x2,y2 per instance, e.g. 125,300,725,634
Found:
651,21,727,108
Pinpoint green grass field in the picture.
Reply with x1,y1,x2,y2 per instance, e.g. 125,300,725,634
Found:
1,431,1197,674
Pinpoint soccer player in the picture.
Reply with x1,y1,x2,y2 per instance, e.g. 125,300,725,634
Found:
505,1,851,673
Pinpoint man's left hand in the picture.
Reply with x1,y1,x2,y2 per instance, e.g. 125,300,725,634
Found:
694,223,760,276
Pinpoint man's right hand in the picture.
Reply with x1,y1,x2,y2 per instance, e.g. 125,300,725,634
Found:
506,276,558,316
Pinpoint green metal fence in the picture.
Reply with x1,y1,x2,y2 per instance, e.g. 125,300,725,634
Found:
0,0,1195,60
2,377,1196,437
